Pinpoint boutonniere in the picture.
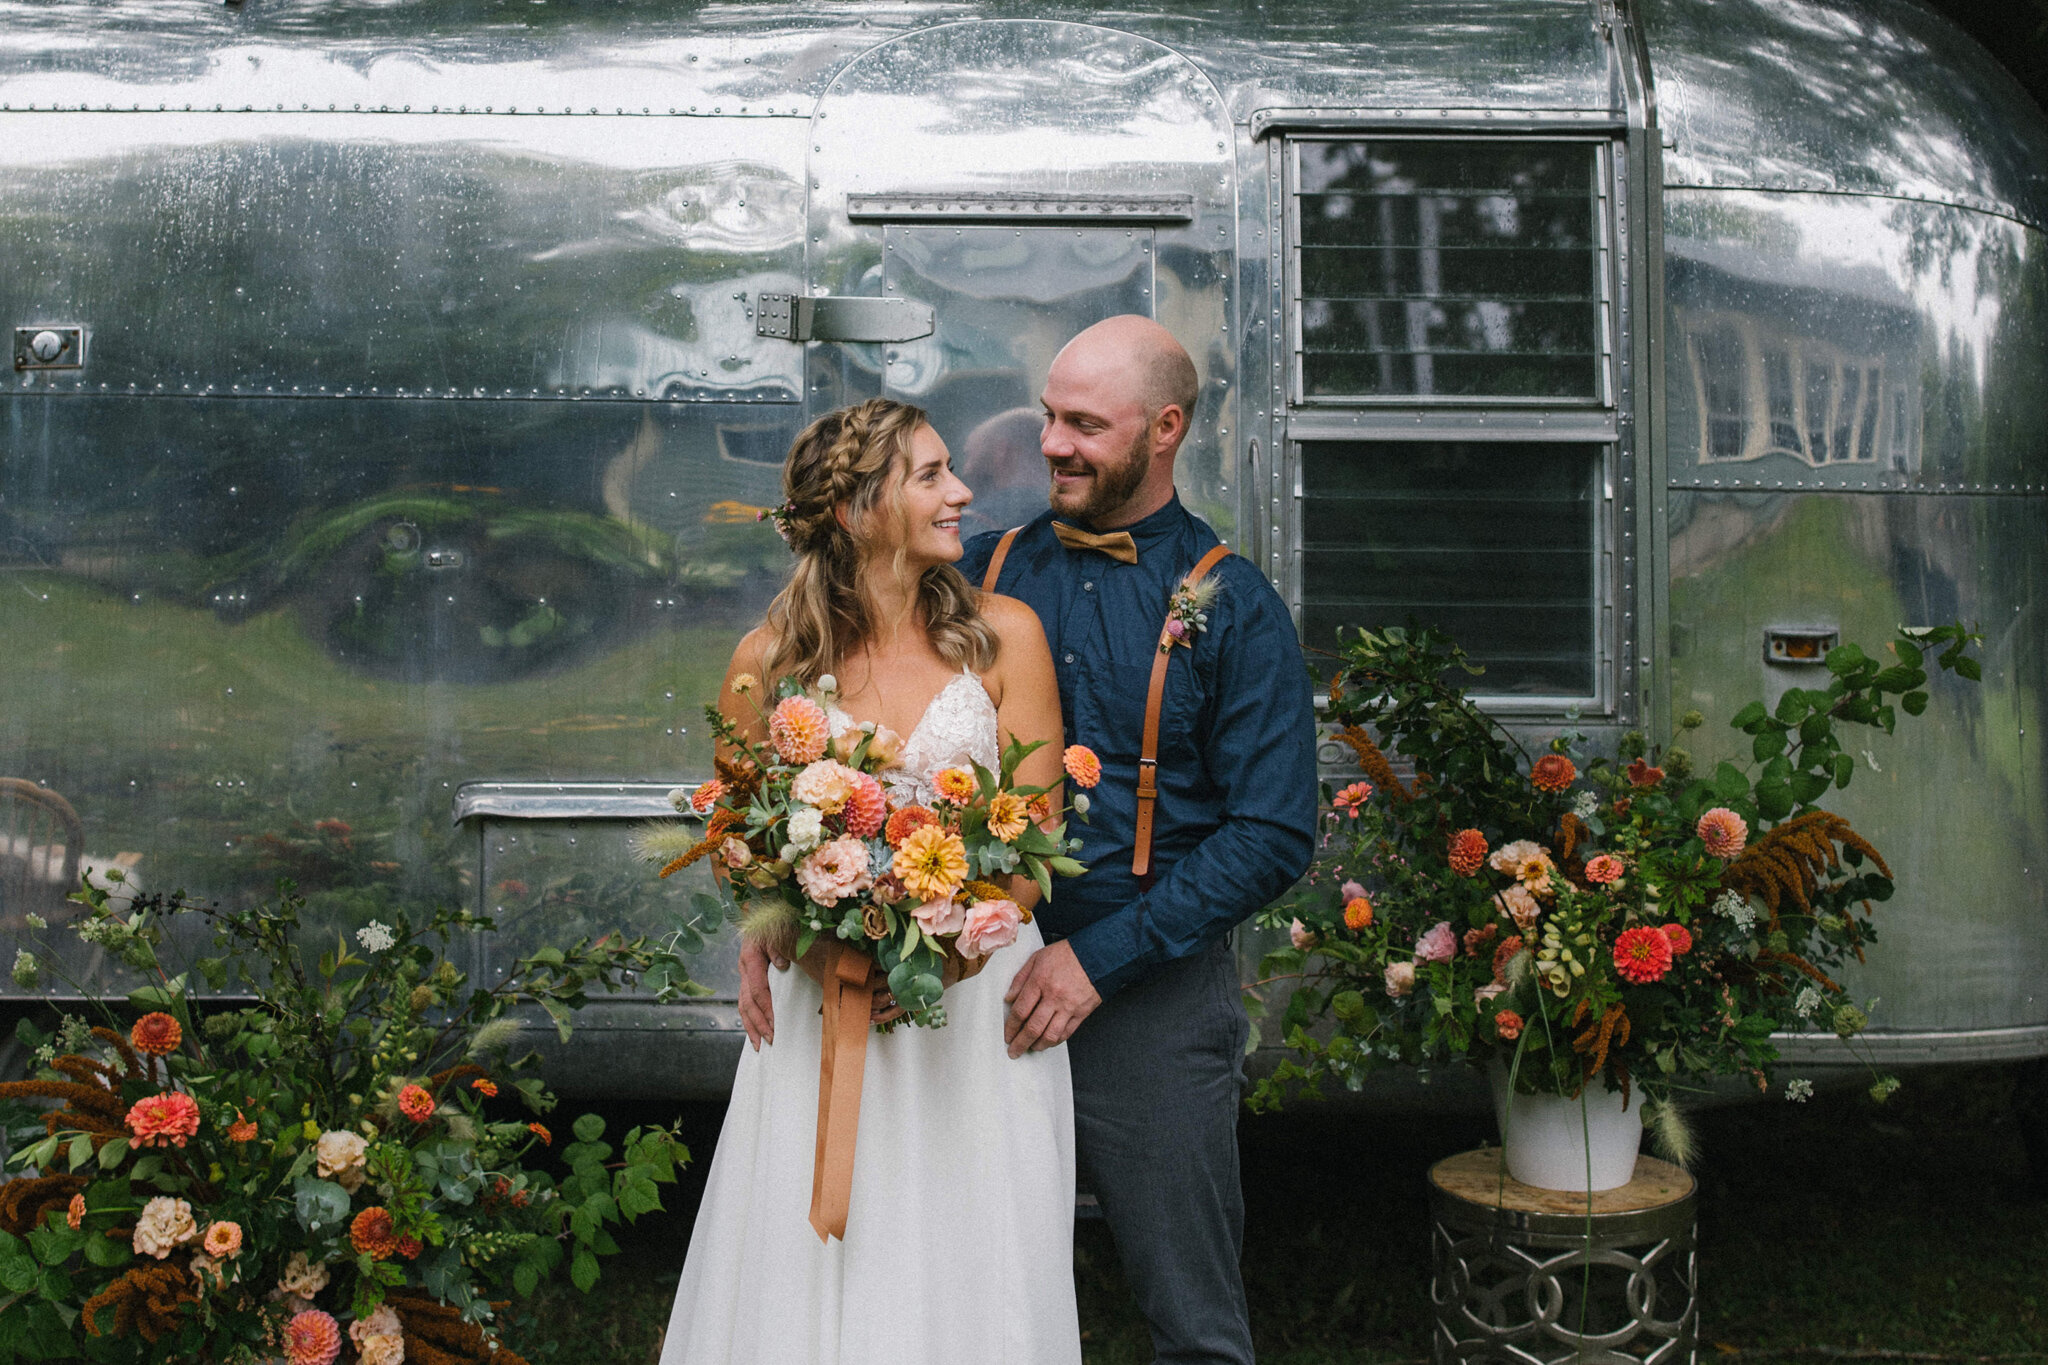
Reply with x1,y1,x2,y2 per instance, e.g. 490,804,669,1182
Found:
1159,575,1221,654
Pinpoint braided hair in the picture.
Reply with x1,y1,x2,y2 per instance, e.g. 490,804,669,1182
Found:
758,398,999,688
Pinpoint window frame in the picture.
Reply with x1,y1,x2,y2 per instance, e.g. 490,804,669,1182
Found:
1275,131,1633,720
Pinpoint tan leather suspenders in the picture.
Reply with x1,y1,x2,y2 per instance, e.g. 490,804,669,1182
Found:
980,527,1232,880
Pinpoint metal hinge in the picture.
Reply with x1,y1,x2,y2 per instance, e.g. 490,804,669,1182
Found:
13,326,84,370
754,295,934,343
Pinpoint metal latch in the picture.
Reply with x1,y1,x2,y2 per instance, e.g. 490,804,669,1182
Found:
755,295,934,344
13,326,84,370
1764,626,1838,665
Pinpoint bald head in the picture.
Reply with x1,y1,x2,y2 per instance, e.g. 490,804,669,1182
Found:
1052,315,1200,432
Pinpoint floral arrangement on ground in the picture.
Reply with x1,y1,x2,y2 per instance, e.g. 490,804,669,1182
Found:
639,671,1093,1027
0,880,695,1364
1249,621,1981,1140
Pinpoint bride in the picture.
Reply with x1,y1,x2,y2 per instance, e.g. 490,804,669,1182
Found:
659,399,1081,1365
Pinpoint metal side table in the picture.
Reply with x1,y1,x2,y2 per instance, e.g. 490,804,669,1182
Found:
1428,1149,1697,1364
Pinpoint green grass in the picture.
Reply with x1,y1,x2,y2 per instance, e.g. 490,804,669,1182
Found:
512,1064,2048,1364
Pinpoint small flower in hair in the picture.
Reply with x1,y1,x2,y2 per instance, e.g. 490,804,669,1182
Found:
757,501,797,544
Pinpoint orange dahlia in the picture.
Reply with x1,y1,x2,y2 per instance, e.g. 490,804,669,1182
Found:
349,1206,400,1261
1530,753,1577,793
130,1012,181,1057
125,1091,201,1148
1584,853,1625,885
885,804,938,849
471,1077,498,1098
893,825,968,903
985,792,1029,842
1447,828,1487,876
1343,895,1374,931
284,1309,342,1365
528,1122,551,1145
689,779,725,815
1493,1009,1524,1041
397,1084,435,1124
768,696,830,765
1331,781,1373,817
1696,807,1748,858
1613,925,1674,984
1661,922,1694,956
933,767,978,805
1062,745,1102,788
843,773,887,839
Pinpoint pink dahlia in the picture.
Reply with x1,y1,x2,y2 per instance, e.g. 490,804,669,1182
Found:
1661,922,1694,957
1584,853,1625,885
769,696,830,765
284,1309,342,1365
1613,925,1675,984
843,773,887,839
1697,807,1748,858
125,1091,200,1148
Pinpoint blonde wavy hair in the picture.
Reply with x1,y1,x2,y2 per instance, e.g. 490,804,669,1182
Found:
758,398,999,687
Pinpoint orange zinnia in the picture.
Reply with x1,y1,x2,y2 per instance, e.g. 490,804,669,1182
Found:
130,1012,181,1057
1530,754,1577,793
893,825,968,903
1062,745,1102,788
933,767,978,805
397,1084,435,1123
985,792,1029,842
349,1206,400,1260
528,1122,551,1145
1343,895,1374,931
885,805,939,849
470,1077,499,1098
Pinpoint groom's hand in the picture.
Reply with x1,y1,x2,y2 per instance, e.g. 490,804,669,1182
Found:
1004,940,1101,1058
738,938,786,1050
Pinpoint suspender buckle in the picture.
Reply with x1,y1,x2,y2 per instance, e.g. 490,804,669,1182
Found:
1135,757,1158,799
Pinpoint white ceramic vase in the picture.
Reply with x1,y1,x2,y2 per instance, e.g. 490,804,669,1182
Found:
1488,1064,1644,1192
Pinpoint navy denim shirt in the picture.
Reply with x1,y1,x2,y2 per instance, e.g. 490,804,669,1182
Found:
961,497,1318,999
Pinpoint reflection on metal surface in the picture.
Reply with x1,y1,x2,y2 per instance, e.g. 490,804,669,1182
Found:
13,326,81,370
753,294,935,343
453,781,693,825
848,193,1196,223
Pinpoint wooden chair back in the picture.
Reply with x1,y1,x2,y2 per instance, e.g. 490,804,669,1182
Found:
0,778,84,924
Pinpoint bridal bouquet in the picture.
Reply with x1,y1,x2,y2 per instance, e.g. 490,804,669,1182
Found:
645,674,1091,1029
1249,621,1980,1135
0,881,691,1365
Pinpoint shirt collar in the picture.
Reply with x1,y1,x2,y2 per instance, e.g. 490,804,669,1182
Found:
1087,494,1186,550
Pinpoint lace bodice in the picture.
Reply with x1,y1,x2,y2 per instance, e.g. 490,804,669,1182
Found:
830,671,999,808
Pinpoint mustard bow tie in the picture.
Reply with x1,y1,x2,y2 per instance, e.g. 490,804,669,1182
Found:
1051,521,1139,565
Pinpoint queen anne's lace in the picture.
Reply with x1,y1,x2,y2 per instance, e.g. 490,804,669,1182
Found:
830,672,998,809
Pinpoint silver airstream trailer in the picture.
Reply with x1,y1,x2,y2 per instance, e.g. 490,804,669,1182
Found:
1,0,2043,1109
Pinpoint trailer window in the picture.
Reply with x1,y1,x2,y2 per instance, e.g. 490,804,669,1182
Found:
1298,441,1600,696
1291,139,1606,402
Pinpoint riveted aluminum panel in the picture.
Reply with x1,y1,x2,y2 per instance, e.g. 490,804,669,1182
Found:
0,113,808,402
1663,189,2048,494
1640,0,2048,229
1667,488,2047,1033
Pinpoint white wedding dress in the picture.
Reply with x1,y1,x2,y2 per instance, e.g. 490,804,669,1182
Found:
659,672,1081,1365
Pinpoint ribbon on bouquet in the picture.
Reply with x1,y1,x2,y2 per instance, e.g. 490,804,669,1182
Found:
808,941,877,1243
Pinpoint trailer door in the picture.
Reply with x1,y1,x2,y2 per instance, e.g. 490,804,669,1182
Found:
781,19,1237,539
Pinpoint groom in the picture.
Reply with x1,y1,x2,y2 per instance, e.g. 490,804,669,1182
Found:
966,316,1317,1365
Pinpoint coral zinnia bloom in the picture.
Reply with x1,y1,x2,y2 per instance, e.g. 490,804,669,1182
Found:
768,696,830,765
1530,753,1577,793
528,1122,551,1145
1697,806,1748,858
1661,922,1694,956
1613,925,1675,984
884,804,938,849
130,1012,181,1057
985,792,1029,842
1447,828,1487,876
126,1091,201,1148
843,773,887,839
471,1077,498,1098
226,1114,258,1142
203,1220,243,1258
1330,781,1373,817
284,1309,343,1365
349,1206,400,1260
893,825,968,903
1584,853,1625,885
933,767,978,805
397,1084,435,1123
1343,895,1374,931
66,1193,85,1230
1493,1009,1524,1041
1062,745,1102,788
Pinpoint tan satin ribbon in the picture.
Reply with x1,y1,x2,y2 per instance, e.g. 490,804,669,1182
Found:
808,942,876,1243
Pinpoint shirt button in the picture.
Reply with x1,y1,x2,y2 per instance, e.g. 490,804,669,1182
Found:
1083,581,1094,591
1063,653,1075,664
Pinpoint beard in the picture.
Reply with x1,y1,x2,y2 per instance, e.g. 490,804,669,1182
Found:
1046,426,1151,525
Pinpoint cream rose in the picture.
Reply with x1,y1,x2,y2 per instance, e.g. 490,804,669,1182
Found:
359,1335,406,1365
315,1129,368,1192
1383,962,1417,998
277,1251,331,1299
784,807,825,852
955,898,1021,960
132,1195,197,1259
791,759,860,814
866,724,904,770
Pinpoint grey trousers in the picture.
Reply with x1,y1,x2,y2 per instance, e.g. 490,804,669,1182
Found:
1068,937,1254,1365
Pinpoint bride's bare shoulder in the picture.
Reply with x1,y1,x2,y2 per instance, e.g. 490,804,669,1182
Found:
976,595,1053,703
976,591,1048,644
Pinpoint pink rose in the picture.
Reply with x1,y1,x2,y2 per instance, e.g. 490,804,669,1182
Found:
1340,879,1367,903
1289,918,1318,950
794,837,873,907
1383,962,1416,997
1414,921,1458,964
956,898,1022,959
911,896,966,937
